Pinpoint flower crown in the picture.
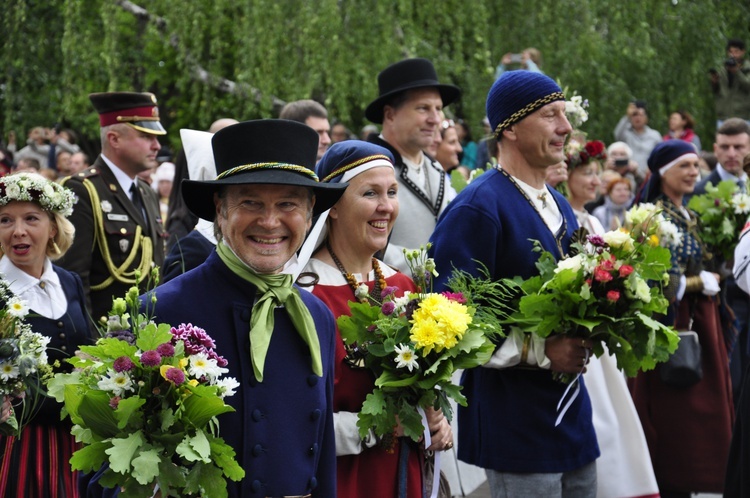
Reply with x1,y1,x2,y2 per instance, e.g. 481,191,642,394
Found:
0,173,77,217
565,140,607,170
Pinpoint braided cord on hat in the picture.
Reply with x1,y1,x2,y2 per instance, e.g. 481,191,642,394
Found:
215,162,319,181
493,91,565,137
321,154,392,183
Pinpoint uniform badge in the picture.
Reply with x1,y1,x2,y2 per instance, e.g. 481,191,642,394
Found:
101,201,113,213
119,239,130,253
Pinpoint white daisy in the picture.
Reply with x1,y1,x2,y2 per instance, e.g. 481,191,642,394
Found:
0,362,19,381
394,344,419,372
97,369,134,396
215,376,240,398
188,353,228,382
6,297,29,318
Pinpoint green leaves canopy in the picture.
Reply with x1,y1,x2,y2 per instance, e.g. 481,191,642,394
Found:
2,0,748,154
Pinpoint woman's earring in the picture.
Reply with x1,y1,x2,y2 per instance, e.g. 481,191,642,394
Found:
52,241,62,255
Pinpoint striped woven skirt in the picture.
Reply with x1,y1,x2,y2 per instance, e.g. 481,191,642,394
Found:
0,423,79,497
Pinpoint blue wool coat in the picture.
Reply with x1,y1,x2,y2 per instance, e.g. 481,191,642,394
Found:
81,251,337,497
429,167,599,473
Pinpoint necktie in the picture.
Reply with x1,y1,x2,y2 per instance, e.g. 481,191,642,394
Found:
216,241,322,382
130,183,146,221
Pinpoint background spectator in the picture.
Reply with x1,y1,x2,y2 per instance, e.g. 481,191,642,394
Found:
664,109,702,151
710,39,750,127
614,100,663,175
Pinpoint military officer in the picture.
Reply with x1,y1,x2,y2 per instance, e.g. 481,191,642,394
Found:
57,92,166,323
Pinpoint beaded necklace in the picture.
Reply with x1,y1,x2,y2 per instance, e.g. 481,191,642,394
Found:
326,240,387,303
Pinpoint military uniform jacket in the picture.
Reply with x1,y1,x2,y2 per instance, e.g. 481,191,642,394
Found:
57,157,165,322
147,251,337,497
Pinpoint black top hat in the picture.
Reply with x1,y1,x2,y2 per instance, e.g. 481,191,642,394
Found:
181,120,347,221
365,58,461,124
89,92,167,135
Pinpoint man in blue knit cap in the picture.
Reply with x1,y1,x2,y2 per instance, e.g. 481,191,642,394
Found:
430,71,600,497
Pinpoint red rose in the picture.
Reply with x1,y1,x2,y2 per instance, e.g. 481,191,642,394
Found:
607,290,621,302
585,140,606,160
594,268,613,282
619,265,634,277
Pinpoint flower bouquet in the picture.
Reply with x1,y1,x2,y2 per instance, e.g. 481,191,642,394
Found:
687,179,750,260
336,245,503,442
47,283,244,498
0,278,54,436
493,204,680,378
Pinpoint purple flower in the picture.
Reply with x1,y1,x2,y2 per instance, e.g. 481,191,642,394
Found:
140,350,162,367
113,356,134,372
156,343,175,357
170,323,227,366
587,234,606,247
405,299,420,320
381,301,396,315
381,286,399,299
165,367,185,385
106,329,136,345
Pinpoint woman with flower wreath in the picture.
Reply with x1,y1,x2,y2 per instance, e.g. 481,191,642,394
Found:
0,172,94,497
297,141,453,498
563,141,660,498
630,140,734,496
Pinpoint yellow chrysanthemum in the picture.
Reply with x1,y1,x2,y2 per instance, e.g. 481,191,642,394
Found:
410,294,472,354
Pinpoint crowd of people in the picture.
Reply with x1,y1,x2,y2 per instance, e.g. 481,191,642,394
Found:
0,37,749,498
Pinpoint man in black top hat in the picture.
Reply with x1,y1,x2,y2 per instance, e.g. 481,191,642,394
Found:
365,57,461,271
82,119,346,498
57,91,166,323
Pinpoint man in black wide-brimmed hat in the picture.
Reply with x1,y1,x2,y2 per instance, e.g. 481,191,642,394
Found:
365,58,461,271
82,120,347,498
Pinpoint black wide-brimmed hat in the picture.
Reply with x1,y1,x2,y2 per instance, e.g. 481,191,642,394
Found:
365,58,461,124
182,120,348,221
89,92,167,135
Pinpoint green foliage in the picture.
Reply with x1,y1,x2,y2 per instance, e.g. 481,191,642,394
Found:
1,1,748,153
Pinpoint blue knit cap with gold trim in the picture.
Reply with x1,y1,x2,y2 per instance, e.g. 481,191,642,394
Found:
486,71,565,138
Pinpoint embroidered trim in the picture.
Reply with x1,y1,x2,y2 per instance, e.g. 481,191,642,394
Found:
493,91,565,137
215,162,319,181
321,154,392,182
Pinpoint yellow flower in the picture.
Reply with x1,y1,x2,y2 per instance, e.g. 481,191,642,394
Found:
647,234,659,247
159,365,171,380
410,294,472,354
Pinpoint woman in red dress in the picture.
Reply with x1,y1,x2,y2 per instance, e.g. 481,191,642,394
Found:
298,140,453,498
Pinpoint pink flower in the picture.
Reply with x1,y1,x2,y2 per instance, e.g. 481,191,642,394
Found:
715,199,721,207
165,367,185,385
607,290,621,302
442,292,467,304
381,286,399,299
619,265,634,277
381,301,396,315
140,350,162,367
109,396,121,409
157,343,175,357
600,257,615,271
594,268,613,283
113,356,134,372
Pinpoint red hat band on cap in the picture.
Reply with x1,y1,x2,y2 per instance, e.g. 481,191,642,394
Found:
98,105,159,127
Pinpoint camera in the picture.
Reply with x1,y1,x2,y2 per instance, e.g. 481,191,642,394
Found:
726,57,738,67
615,158,629,168
509,53,523,63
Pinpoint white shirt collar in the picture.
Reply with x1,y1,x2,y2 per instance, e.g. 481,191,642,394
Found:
101,153,138,198
0,256,66,319
717,163,748,182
